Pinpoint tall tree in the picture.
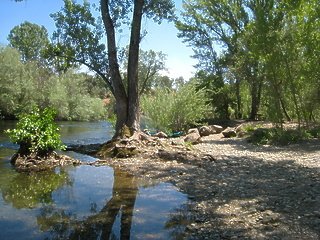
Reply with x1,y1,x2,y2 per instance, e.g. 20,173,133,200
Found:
49,0,174,137
8,21,49,62
100,0,174,136
48,1,109,76
176,0,249,119
176,0,319,123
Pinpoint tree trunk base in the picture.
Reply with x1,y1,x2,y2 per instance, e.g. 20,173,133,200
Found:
98,126,153,158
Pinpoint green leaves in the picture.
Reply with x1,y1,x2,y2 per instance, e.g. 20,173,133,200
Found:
143,0,176,24
48,0,108,73
5,107,66,154
141,81,210,133
8,21,50,62
177,0,320,123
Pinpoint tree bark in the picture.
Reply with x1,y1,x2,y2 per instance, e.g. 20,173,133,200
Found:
127,0,144,133
101,0,129,136
101,0,145,137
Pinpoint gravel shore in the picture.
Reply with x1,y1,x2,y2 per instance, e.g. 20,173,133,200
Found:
105,133,320,239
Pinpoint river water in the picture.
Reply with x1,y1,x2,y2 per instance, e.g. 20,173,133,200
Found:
0,120,189,240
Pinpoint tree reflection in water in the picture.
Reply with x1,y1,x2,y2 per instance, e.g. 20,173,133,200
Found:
2,165,189,239
38,169,138,240
2,170,69,209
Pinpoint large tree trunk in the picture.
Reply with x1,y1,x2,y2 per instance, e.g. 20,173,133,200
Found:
101,0,130,137
126,0,143,133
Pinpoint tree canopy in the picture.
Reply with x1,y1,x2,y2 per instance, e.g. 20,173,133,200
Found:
177,0,320,124
8,21,49,62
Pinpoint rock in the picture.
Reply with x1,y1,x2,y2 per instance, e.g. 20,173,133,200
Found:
171,138,185,145
235,124,244,133
185,129,202,144
157,149,186,161
260,210,281,224
113,144,138,158
198,126,212,136
188,128,199,134
210,125,224,134
155,131,168,138
222,127,237,138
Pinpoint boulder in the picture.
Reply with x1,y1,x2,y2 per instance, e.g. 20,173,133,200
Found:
171,138,185,145
210,125,224,134
184,129,202,144
155,131,168,138
198,126,212,136
222,127,237,138
188,128,199,134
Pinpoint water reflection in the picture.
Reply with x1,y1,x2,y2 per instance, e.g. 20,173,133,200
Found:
37,169,138,240
0,164,188,239
2,171,69,209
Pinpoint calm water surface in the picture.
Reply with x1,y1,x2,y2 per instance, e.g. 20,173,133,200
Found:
0,120,189,239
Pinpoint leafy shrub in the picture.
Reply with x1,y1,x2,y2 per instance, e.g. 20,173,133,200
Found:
5,107,66,155
242,125,256,133
307,126,320,138
247,128,310,145
247,128,273,145
141,82,210,133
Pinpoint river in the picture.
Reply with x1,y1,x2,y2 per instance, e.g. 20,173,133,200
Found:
0,120,189,240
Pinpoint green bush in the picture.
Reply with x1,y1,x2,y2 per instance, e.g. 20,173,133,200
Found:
141,82,210,133
5,107,66,155
247,128,310,145
307,126,320,138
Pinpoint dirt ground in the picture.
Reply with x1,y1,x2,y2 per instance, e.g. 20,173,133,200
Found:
95,124,320,239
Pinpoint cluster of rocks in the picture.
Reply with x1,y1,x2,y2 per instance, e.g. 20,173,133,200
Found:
150,124,237,145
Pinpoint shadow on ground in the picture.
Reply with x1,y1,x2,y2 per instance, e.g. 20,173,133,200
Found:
135,139,320,239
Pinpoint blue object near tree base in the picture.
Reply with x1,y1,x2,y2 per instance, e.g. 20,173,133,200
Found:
171,132,182,137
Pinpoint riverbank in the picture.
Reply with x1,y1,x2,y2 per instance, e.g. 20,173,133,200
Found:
103,132,320,239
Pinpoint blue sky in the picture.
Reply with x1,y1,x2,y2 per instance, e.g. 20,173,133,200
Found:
0,0,197,80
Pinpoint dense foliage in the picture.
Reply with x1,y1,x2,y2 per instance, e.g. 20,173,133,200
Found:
8,21,49,63
5,107,65,154
141,81,210,133
0,45,107,120
177,0,320,125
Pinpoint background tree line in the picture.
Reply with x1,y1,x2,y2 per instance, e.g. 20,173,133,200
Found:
0,43,108,121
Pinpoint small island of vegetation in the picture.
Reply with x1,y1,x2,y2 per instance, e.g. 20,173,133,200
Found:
6,107,81,171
